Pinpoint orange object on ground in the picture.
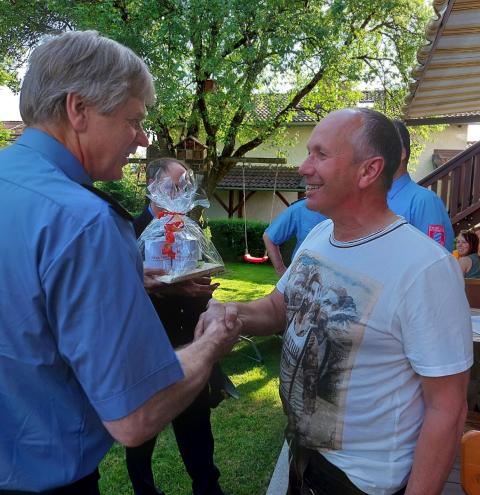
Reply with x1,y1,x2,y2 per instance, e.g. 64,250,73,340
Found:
461,429,480,494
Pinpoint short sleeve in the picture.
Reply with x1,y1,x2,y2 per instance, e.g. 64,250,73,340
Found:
42,216,184,421
396,255,473,376
265,206,296,245
410,193,454,252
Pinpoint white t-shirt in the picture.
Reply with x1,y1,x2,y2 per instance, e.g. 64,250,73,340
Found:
277,218,472,495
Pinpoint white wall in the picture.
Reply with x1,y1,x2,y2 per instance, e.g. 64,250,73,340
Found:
244,124,312,166
412,124,469,180
0,86,21,121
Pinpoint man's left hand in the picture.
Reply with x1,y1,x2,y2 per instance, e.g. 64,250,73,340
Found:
143,267,167,292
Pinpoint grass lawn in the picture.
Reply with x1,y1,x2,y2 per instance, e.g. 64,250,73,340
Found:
99,262,286,495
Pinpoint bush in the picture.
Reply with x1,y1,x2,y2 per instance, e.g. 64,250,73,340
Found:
0,123,12,148
208,218,269,262
95,165,146,216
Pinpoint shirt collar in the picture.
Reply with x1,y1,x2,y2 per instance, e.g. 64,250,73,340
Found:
17,127,93,185
387,172,411,200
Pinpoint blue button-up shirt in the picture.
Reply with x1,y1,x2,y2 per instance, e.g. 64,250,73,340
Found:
388,173,454,252
265,198,327,257
0,128,183,491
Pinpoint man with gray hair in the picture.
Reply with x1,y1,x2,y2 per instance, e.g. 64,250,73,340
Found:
0,30,239,494
200,108,472,494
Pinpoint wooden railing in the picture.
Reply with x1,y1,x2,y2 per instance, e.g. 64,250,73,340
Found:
418,140,480,225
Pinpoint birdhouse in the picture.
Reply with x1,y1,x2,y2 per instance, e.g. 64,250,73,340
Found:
204,79,217,92
175,136,208,162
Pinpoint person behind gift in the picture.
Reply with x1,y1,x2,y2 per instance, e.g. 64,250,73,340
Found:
126,157,226,495
0,30,241,494
456,230,480,278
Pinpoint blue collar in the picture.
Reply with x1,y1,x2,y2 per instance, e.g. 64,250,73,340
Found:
388,173,411,200
17,128,93,185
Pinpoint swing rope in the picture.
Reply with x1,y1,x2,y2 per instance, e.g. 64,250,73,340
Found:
242,162,279,263
241,163,251,256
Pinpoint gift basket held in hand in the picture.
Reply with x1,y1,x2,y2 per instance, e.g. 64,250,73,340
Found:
138,168,224,283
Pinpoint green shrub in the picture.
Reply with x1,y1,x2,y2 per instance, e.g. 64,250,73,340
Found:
208,218,269,262
95,164,146,216
0,123,12,148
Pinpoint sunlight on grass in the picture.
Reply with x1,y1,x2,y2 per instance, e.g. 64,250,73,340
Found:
213,262,278,303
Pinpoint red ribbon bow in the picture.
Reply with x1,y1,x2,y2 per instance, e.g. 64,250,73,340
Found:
157,211,185,259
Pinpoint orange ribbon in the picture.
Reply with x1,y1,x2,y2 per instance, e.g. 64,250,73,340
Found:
157,211,185,259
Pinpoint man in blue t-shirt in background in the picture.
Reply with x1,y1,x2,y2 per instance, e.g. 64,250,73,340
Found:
263,198,326,276
388,120,454,251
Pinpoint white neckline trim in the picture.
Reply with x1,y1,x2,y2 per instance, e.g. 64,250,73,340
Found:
329,217,407,248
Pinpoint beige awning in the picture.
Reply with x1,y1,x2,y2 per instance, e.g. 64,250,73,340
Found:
404,0,480,125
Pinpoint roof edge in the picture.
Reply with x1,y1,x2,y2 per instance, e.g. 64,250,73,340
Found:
403,0,451,119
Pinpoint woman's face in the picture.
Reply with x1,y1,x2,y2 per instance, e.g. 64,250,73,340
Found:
457,234,471,257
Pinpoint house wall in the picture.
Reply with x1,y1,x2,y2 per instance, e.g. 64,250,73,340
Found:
244,124,312,166
209,124,309,221
0,87,21,121
412,124,468,180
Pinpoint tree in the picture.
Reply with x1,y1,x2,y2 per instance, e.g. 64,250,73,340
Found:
0,0,430,196
0,122,11,148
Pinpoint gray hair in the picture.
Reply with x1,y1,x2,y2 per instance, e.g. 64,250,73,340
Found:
146,157,188,183
350,108,402,190
20,30,155,126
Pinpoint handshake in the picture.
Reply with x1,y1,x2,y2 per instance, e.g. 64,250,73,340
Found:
194,299,244,361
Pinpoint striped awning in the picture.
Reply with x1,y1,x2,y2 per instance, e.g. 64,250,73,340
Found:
404,0,480,125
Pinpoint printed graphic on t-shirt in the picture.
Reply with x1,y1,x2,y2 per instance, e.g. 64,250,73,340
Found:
280,251,380,450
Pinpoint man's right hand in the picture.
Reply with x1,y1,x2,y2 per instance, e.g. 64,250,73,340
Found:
194,299,242,359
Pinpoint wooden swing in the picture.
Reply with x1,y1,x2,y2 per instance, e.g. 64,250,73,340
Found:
241,162,279,264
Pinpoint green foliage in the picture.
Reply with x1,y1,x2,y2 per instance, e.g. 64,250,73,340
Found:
208,218,268,261
408,123,447,173
94,164,146,217
214,260,278,302
0,0,432,195
0,122,12,148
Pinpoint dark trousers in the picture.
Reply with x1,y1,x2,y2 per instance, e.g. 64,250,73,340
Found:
126,385,223,495
0,469,100,495
288,443,406,495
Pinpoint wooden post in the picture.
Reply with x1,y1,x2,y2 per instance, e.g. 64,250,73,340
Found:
238,190,244,218
228,190,234,218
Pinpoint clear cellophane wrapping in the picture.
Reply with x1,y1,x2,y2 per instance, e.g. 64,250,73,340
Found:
138,170,224,278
